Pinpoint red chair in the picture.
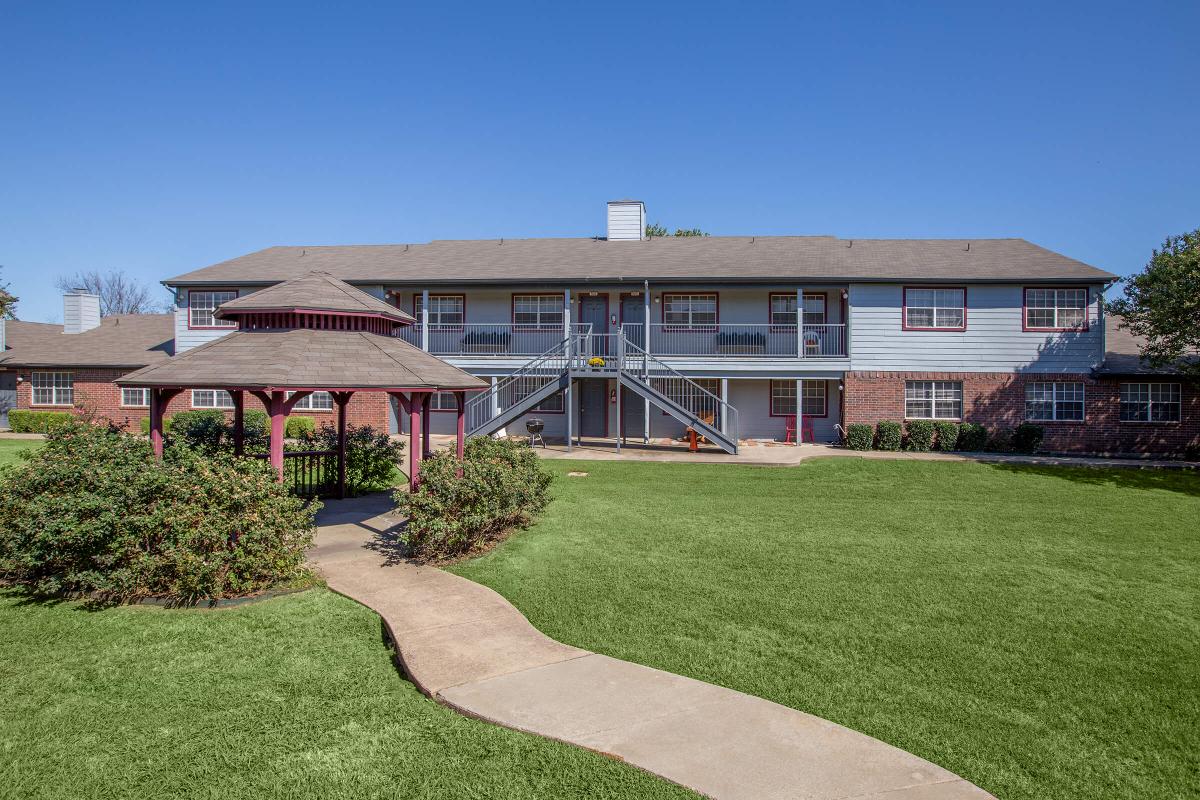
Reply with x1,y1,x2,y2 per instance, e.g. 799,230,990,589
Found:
783,415,815,444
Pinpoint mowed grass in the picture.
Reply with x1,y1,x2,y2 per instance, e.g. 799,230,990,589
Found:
0,588,695,800
0,438,42,469
452,458,1200,800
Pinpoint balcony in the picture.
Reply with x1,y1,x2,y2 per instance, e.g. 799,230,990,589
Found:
398,324,593,356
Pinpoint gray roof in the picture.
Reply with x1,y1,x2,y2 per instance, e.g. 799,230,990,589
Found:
117,329,487,391
216,270,414,323
1097,315,1200,376
165,236,1118,287
0,314,175,369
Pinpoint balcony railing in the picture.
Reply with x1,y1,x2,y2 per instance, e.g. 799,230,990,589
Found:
398,324,593,356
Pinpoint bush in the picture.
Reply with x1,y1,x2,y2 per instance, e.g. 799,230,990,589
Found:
987,427,1015,453
875,420,902,451
396,437,552,562
934,422,961,451
0,420,317,603
167,409,228,453
904,419,936,452
300,423,404,495
845,423,874,451
8,410,73,434
285,416,316,438
1012,423,1045,454
958,422,987,451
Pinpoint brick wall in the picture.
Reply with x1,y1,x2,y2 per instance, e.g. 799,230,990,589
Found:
844,371,1200,457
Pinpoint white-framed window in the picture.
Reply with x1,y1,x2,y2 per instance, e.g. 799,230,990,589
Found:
769,380,827,416
188,290,238,328
904,288,966,330
288,391,334,411
1025,381,1085,421
415,294,465,328
1120,383,1181,422
803,294,826,325
663,293,717,328
772,294,827,326
1024,288,1087,330
191,389,235,409
905,380,962,420
429,392,459,411
513,294,564,329
121,387,150,408
31,371,73,406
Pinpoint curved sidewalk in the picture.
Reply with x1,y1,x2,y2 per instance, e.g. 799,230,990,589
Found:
310,494,996,800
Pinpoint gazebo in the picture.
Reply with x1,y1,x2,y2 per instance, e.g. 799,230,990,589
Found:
117,271,487,496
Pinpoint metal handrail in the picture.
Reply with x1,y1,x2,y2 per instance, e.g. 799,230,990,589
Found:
620,336,739,444
464,333,579,434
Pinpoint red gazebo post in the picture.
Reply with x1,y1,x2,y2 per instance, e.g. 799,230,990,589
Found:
149,387,182,458
421,392,433,458
230,389,245,456
268,390,287,481
455,390,466,460
331,391,353,499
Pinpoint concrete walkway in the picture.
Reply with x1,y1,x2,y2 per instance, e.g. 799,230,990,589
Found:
310,494,995,800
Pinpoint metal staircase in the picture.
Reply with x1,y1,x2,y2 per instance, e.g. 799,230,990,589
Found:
465,331,740,454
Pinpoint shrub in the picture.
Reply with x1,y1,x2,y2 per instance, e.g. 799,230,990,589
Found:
904,419,936,452
8,410,73,433
168,409,228,453
845,423,874,451
1012,423,1045,454
987,427,1015,453
300,423,404,494
0,420,317,603
934,422,961,451
285,416,316,438
396,437,552,562
875,420,902,451
958,422,988,451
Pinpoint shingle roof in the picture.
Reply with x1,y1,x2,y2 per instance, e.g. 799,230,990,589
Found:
0,314,174,368
1097,315,1200,376
116,329,487,391
165,236,1118,286
215,271,414,323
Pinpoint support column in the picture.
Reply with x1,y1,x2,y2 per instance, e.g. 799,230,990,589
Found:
231,389,245,456
644,280,651,444
563,288,571,342
269,390,286,481
796,287,804,359
795,378,804,445
615,378,622,452
421,289,430,351
720,378,729,434
454,391,466,460
149,388,169,458
565,379,573,452
408,391,425,490
333,391,351,499
421,391,432,457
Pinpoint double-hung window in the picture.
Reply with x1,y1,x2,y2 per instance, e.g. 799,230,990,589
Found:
428,392,459,411
1119,383,1181,422
191,389,235,409
1024,381,1085,421
769,380,827,417
903,288,966,330
768,294,825,327
188,290,238,328
513,295,564,329
663,294,717,328
415,294,465,328
288,391,334,411
905,380,962,419
1024,288,1088,330
121,387,150,408
31,371,73,406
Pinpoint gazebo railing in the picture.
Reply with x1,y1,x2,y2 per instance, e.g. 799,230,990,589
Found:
250,449,338,498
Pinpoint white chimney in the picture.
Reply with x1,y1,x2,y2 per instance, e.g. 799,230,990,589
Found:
606,200,646,241
63,289,101,334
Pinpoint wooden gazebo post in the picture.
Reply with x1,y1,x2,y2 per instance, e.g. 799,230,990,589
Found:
230,389,245,456
331,391,353,499
149,387,182,458
455,391,466,460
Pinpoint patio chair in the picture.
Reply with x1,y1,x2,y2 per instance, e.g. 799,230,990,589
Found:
783,414,814,444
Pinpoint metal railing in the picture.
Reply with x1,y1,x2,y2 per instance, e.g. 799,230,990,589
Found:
620,337,739,445
621,323,846,358
398,323,592,356
464,335,576,434
250,449,337,497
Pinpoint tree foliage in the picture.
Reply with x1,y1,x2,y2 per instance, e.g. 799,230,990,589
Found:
0,268,17,319
1108,228,1200,375
55,269,168,316
644,221,710,238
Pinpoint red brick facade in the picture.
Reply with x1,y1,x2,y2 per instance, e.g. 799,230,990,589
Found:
844,371,1200,457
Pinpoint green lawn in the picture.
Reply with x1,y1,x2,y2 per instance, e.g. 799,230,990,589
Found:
0,438,42,469
0,588,694,800
452,458,1200,800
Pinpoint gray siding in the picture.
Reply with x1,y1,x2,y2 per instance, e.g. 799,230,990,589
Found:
173,288,250,353
848,283,1104,373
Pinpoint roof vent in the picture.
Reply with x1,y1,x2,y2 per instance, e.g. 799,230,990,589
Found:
63,289,101,334
606,200,645,241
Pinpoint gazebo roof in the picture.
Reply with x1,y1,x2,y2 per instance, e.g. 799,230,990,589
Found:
215,271,415,324
117,328,486,391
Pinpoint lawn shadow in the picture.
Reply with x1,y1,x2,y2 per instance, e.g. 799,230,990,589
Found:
985,461,1200,497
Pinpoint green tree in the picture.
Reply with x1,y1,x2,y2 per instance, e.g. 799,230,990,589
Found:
644,222,709,238
1108,228,1200,375
0,268,17,319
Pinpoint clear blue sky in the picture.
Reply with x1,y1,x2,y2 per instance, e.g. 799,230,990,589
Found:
2,1,1197,322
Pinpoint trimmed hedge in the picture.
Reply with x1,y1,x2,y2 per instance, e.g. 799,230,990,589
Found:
168,410,228,453
904,419,936,452
875,420,902,451
285,416,316,438
958,422,988,451
845,423,874,451
934,422,961,452
1012,423,1045,454
0,420,317,603
8,410,73,434
396,437,552,562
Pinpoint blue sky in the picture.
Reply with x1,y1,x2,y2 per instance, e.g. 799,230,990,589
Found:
2,1,1197,322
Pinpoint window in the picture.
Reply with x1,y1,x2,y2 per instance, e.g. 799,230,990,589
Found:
31,371,73,406
192,389,234,409
804,295,826,325
188,290,238,328
288,391,334,411
770,380,827,416
415,294,465,328
1120,383,1181,422
429,392,459,411
513,294,564,329
1024,288,1088,330
663,294,717,328
1025,382,1085,421
121,387,150,408
904,288,966,330
905,381,962,419
770,294,827,326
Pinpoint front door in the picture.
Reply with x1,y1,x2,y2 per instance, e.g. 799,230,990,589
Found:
579,294,609,354
620,294,646,350
578,378,607,437
620,386,645,441
0,372,15,429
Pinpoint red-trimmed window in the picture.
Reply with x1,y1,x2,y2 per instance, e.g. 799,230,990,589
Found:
188,290,238,328
905,380,962,420
513,294,564,330
191,389,235,409
1025,381,1084,421
415,294,465,328
769,380,826,416
31,371,73,406
1024,288,1087,330
1119,383,1181,422
121,388,149,408
903,288,965,330
663,293,717,328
